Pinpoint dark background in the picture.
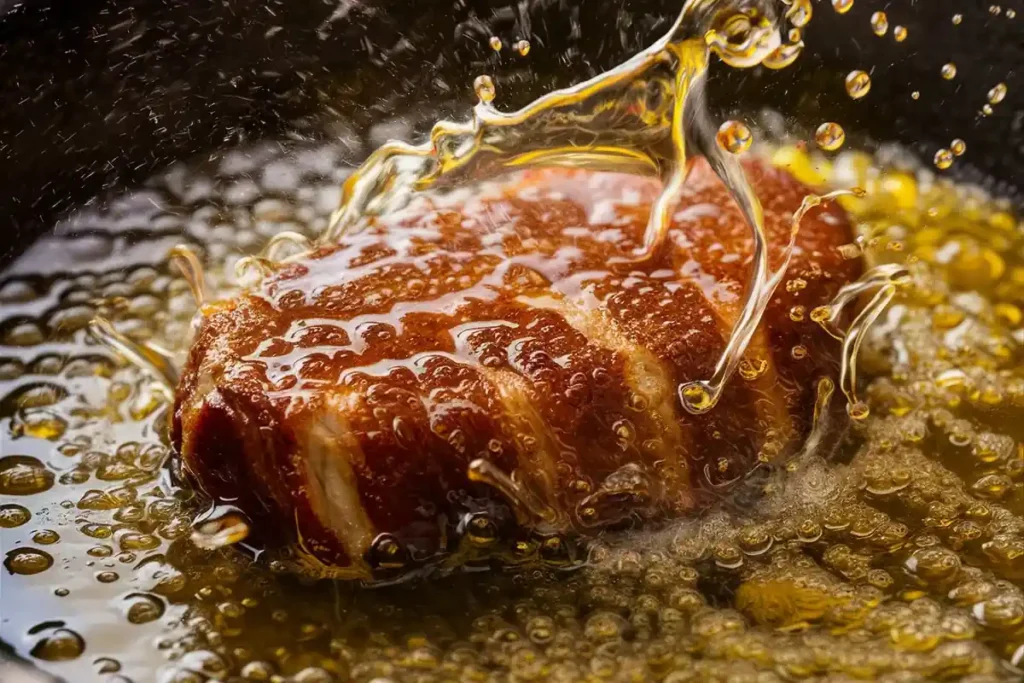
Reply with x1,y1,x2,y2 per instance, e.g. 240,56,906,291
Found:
1,0,1022,266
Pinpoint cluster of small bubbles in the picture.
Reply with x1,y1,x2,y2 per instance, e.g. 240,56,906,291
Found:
870,11,889,36
715,120,753,155
845,70,872,99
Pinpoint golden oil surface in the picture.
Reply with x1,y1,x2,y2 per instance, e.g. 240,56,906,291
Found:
1,141,1023,682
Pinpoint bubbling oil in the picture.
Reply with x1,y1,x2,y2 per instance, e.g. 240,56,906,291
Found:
1,1,1024,681
2,130,1024,681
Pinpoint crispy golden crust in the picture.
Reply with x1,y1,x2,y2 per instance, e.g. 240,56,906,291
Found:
173,158,861,576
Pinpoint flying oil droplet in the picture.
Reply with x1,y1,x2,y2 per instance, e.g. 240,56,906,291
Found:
831,0,853,14
951,139,967,156
941,63,957,80
473,75,496,104
911,91,921,100
815,122,846,151
515,39,531,56
845,70,872,99
786,0,813,28
982,103,994,115
488,36,502,51
952,13,963,24
988,83,1007,105
934,148,954,170
1007,9,1017,18
893,26,908,42
870,11,889,36
715,120,753,154
989,5,1001,16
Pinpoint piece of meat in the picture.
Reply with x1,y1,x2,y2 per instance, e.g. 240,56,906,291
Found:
172,158,861,580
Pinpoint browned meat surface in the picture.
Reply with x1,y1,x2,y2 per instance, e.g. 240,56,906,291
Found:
172,158,861,579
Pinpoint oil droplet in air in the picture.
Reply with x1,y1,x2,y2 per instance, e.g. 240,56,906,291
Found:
831,0,853,14
473,75,496,104
951,139,967,156
0,503,31,528
934,148,954,170
715,120,753,154
5,547,54,575
786,0,812,28
29,624,85,661
911,91,921,100
870,11,889,36
488,36,502,51
848,402,870,420
982,104,994,115
815,122,846,151
845,70,871,99
893,26,908,42
952,13,963,24
941,63,957,80
515,40,531,56
0,455,55,496
989,5,1001,16
988,83,1007,105
1008,9,1017,18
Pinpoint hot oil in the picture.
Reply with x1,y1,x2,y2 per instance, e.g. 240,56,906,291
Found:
1,2,1024,683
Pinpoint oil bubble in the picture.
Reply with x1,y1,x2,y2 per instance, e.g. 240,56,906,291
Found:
716,120,753,154
0,455,55,496
831,0,853,14
0,503,31,528
29,623,85,661
5,547,54,575
473,75,496,104
870,11,889,36
124,593,166,624
815,122,846,151
988,83,1007,105
845,70,871,99
934,149,954,170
